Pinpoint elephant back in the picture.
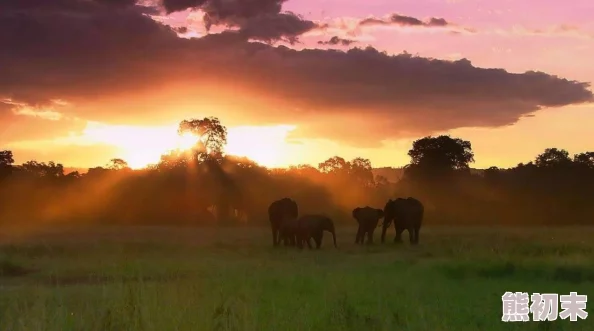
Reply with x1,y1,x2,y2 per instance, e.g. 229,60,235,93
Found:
353,206,383,225
268,198,298,218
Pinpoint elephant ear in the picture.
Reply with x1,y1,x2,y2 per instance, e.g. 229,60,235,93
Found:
352,208,360,219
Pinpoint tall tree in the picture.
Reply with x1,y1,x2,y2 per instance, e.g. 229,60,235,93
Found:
405,135,474,180
178,117,228,160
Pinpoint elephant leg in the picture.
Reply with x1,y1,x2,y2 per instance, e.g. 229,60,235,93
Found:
282,232,289,246
369,227,375,244
306,236,313,249
296,235,303,249
355,226,363,244
394,227,404,243
272,226,279,246
366,230,374,245
313,231,323,249
381,225,388,243
408,228,414,244
413,226,420,245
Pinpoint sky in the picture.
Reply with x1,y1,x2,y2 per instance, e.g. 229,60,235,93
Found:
1,0,593,170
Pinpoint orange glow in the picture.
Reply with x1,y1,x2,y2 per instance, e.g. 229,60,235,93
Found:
65,122,298,169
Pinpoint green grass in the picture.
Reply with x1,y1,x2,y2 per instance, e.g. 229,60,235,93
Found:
0,225,592,330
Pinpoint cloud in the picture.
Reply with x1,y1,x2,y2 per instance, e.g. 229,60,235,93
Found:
503,25,594,39
318,36,356,46
159,0,322,43
0,0,592,148
352,13,477,37
359,13,450,28
0,107,86,143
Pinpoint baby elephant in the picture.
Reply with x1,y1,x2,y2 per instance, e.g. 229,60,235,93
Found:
352,206,384,244
296,214,338,249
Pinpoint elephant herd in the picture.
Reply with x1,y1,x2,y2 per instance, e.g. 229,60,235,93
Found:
268,197,424,249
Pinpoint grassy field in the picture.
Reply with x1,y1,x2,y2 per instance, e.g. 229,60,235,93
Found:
0,225,592,330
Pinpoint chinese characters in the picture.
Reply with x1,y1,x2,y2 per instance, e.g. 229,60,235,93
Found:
502,292,588,322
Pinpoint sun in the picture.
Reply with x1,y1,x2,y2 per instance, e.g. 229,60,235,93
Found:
124,132,200,169
178,133,199,150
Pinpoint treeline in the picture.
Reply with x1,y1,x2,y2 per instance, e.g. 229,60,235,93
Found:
0,117,593,227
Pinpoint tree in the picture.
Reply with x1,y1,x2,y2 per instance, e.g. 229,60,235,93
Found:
534,148,572,168
573,152,594,169
288,164,320,177
107,158,130,171
0,150,14,179
19,161,64,178
178,117,228,160
318,156,349,174
349,157,374,187
374,175,389,187
0,150,14,166
405,135,474,180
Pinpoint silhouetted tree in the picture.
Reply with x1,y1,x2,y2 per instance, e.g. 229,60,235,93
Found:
288,164,321,178
318,156,350,174
0,150,14,179
178,117,228,161
19,161,64,178
108,158,130,170
573,152,594,169
534,148,572,169
403,135,474,184
349,157,374,187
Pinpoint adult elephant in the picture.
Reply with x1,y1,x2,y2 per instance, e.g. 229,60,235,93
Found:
268,198,298,247
296,214,338,249
381,197,424,245
352,206,384,244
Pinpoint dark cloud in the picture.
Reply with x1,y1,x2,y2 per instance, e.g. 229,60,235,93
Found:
359,13,450,28
318,36,356,46
159,0,320,43
235,12,319,44
161,0,285,17
0,0,592,147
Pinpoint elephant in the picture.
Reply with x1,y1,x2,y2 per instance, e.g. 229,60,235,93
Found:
381,197,424,245
295,214,338,249
352,206,384,244
278,216,300,247
268,198,299,247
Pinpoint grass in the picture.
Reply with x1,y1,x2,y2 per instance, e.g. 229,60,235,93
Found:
0,225,592,330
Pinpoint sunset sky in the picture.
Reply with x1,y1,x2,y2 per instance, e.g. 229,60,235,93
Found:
1,0,593,170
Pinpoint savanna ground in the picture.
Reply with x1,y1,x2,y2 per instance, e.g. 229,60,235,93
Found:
0,224,592,331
